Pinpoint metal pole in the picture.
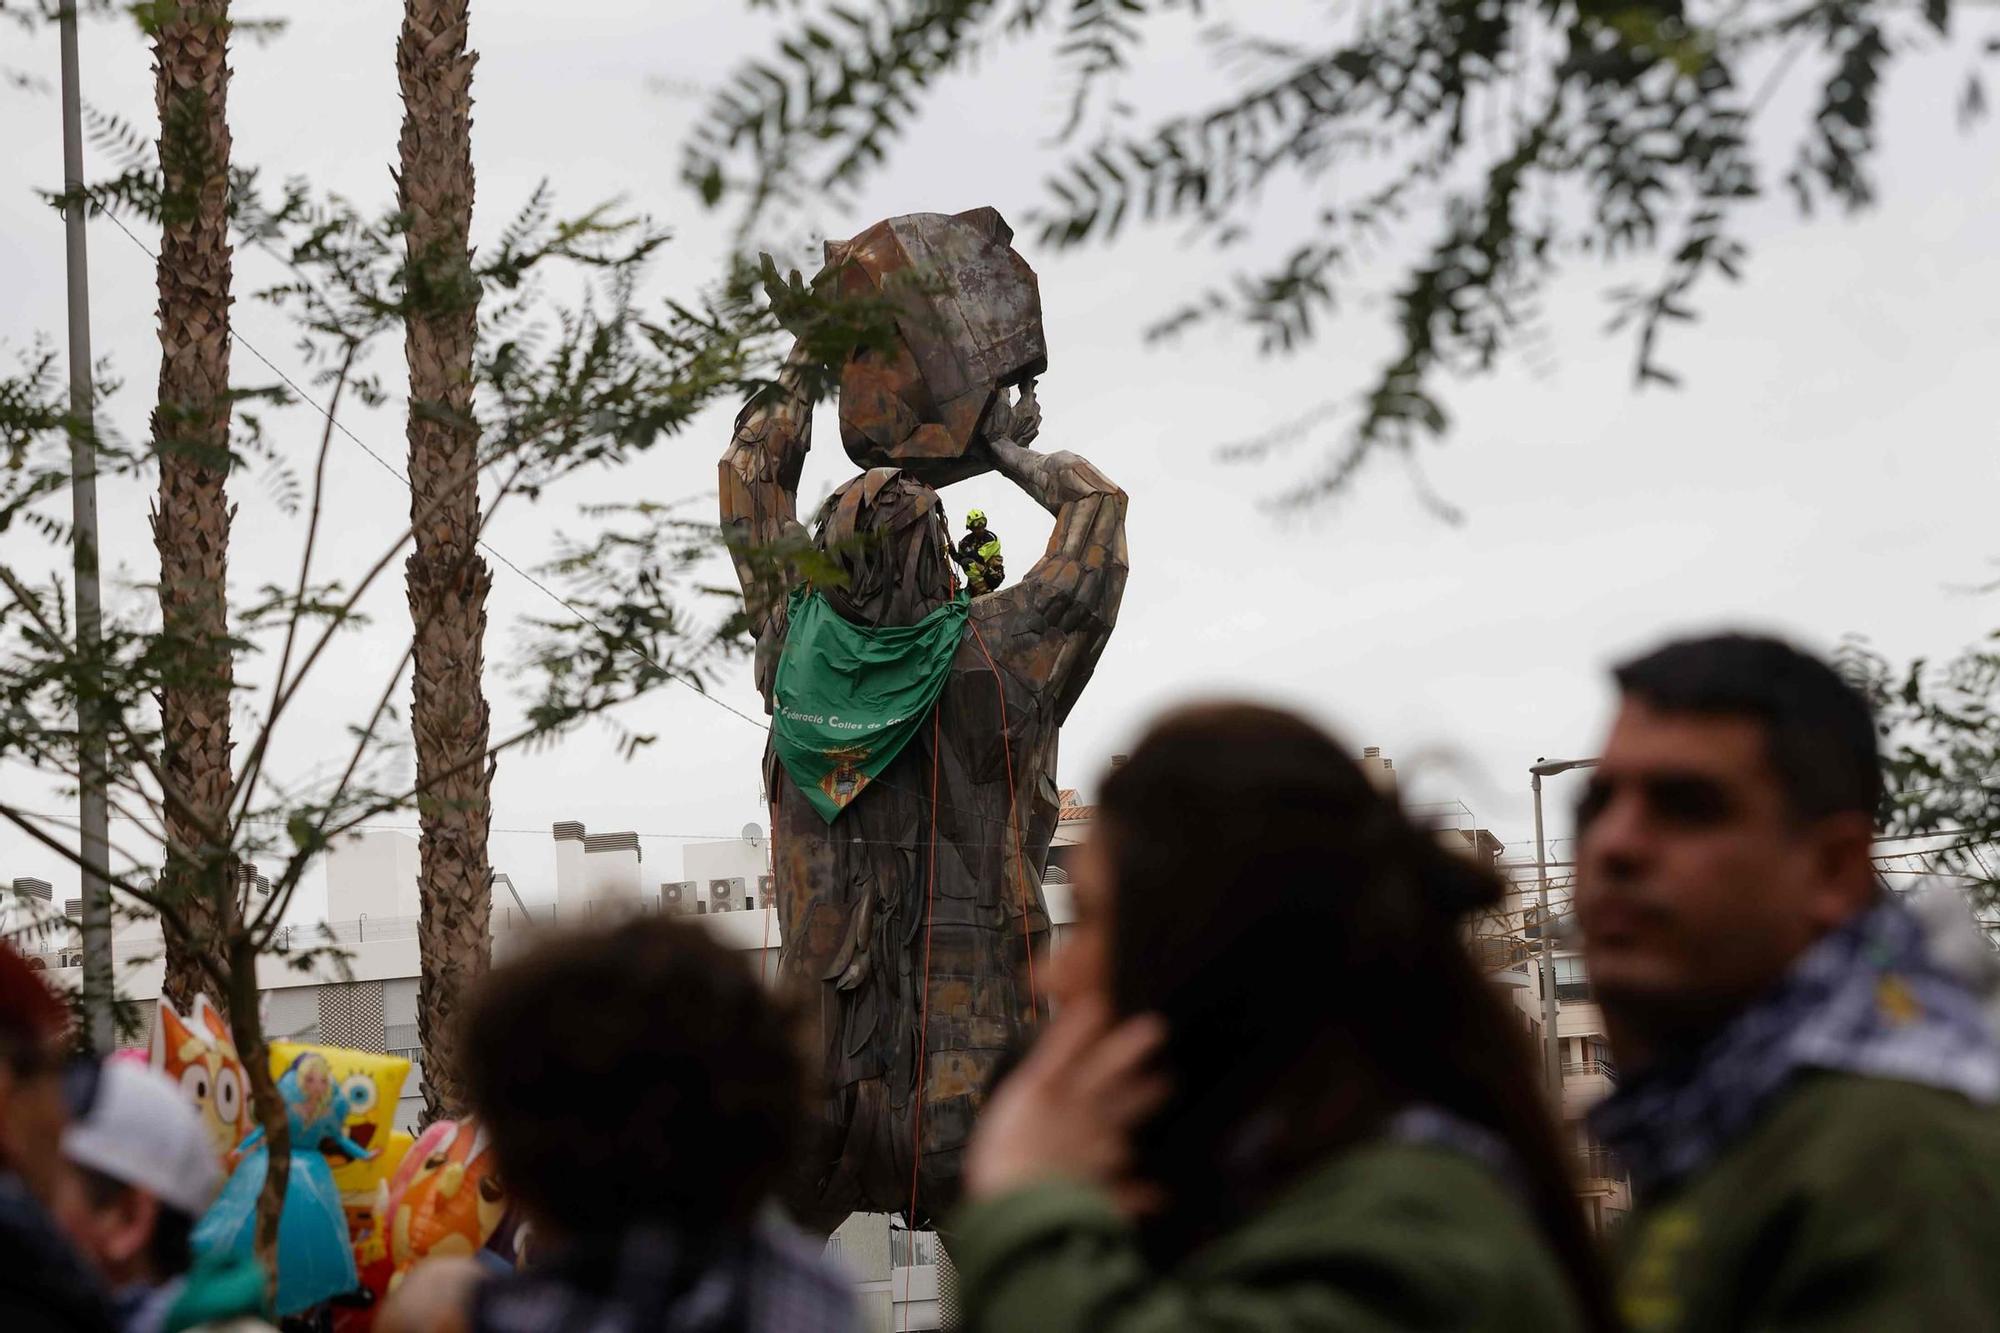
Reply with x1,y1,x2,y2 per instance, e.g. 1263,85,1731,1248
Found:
1533,773,1561,1099
59,2,115,1054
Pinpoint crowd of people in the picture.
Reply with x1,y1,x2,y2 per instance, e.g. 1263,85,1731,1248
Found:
5,630,2000,1331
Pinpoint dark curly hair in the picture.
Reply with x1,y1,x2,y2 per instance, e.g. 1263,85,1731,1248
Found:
462,917,807,1238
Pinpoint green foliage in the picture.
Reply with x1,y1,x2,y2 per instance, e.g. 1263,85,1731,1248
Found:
690,0,1998,504
1840,629,2000,900
519,502,728,759
1,143,902,988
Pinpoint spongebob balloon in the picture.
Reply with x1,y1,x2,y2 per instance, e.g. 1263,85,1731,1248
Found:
150,994,252,1167
269,1042,409,1196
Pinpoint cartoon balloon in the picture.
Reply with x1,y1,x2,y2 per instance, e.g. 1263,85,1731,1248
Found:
382,1119,508,1283
150,994,252,1166
268,1042,410,1197
193,1050,370,1315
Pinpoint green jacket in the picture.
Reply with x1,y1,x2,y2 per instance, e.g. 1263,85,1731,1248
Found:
952,1141,1586,1332
1613,1072,2000,1332
162,1249,276,1333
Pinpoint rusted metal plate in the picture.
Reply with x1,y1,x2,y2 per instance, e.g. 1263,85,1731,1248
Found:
828,208,1048,488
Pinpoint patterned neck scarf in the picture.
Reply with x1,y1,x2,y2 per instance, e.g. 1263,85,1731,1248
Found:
472,1216,856,1333
1590,897,2000,1200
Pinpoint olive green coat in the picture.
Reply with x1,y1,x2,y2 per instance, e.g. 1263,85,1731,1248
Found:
952,1141,1586,1332
1613,1072,2000,1332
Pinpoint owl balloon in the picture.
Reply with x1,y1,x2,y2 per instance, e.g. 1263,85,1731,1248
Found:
149,994,252,1166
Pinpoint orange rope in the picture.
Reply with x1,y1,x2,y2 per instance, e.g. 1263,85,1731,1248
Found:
906,706,944,1258
968,621,1041,1014
762,782,777,985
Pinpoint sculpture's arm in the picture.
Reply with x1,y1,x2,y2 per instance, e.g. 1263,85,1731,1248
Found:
719,340,815,659
983,431,1129,723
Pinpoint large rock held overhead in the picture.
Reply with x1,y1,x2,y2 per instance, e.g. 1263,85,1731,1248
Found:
830,207,1048,488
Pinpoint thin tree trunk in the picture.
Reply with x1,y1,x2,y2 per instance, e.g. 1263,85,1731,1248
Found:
397,0,492,1122
225,932,289,1300
151,0,236,1017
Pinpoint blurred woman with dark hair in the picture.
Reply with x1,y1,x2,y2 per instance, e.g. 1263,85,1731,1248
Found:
953,702,1614,1332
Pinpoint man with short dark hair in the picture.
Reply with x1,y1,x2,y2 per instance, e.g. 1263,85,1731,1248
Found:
381,917,856,1333
1578,632,2000,1331
0,940,116,1332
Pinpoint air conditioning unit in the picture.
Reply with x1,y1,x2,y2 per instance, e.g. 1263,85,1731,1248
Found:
708,878,745,913
660,881,696,915
757,875,775,908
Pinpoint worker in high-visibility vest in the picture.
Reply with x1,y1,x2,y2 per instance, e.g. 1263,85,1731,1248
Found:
954,508,1005,596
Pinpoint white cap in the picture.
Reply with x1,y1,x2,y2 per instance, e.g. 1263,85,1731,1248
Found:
63,1061,223,1218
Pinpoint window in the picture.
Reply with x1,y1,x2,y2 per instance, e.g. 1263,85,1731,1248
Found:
1553,955,1592,1001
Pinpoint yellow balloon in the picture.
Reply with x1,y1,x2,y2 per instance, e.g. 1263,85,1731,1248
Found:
268,1042,411,1196
376,1129,416,1179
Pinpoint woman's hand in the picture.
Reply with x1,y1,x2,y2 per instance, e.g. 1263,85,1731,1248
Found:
965,997,1169,1210
378,1255,480,1333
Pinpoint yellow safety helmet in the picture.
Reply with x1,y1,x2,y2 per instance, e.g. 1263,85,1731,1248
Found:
966,509,987,528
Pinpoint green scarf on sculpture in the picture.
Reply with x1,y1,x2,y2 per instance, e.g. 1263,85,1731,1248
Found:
773,584,970,822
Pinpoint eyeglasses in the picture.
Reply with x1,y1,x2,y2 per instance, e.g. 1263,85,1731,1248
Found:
61,1055,102,1120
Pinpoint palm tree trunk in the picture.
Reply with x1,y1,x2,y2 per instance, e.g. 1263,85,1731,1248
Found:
151,0,236,1018
397,0,492,1122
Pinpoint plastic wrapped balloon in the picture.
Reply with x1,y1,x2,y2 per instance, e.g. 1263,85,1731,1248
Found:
351,1130,415,1261
268,1043,410,1197
328,1131,417,1333
382,1119,509,1284
150,995,253,1167
193,1050,372,1315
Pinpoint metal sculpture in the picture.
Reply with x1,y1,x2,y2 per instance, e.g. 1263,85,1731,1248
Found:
720,209,1127,1228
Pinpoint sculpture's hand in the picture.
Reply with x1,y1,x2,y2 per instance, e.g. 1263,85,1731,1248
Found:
1010,381,1042,448
758,253,820,340
983,381,1042,452
1000,382,1048,448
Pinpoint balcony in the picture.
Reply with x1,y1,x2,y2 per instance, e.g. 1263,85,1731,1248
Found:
1559,1056,1618,1121
1577,1147,1626,1187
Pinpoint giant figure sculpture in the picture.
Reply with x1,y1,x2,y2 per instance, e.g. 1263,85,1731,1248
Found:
720,208,1128,1228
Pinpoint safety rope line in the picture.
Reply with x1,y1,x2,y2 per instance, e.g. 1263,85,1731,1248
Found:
904,703,944,1305
762,781,777,986
968,620,1042,1015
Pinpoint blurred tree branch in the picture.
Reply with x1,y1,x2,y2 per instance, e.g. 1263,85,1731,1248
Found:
688,0,2000,506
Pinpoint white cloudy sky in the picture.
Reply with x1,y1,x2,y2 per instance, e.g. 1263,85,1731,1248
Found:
3,1,1996,918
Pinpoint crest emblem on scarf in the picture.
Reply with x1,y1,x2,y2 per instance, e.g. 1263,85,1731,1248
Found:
819,744,876,809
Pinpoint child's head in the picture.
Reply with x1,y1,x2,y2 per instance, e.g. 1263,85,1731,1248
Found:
463,918,805,1241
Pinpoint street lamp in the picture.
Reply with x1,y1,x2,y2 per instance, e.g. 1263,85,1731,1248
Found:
1530,756,1598,1101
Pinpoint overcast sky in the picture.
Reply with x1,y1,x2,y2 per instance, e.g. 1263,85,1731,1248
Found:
4,1,1996,919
